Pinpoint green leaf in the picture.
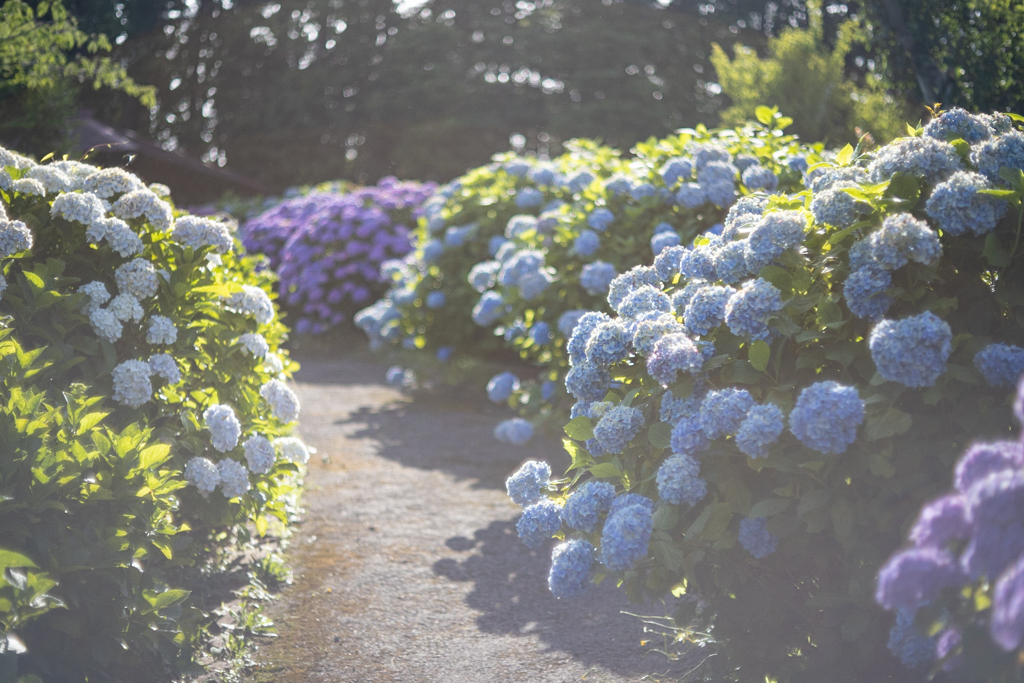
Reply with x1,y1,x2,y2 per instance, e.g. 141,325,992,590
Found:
748,340,771,372
865,408,913,440
729,360,762,384
0,549,36,570
719,479,752,515
758,265,792,292
655,541,685,573
139,443,172,469
564,416,595,441
141,588,190,614
868,450,896,478
22,272,45,292
748,498,791,518
754,105,774,125
75,411,109,435
647,422,672,449
588,462,622,479
797,489,832,517
701,502,734,542
652,505,680,531
886,172,921,206
983,233,1012,267
830,499,856,550
90,431,111,456
667,375,694,400
835,144,854,166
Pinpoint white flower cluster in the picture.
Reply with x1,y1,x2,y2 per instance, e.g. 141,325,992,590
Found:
114,258,159,299
243,434,275,474
109,293,144,323
0,146,36,170
85,216,143,257
224,285,275,325
263,352,285,375
260,379,300,423
148,353,181,384
79,282,111,312
50,160,95,188
12,178,45,197
184,456,220,496
236,332,269,358
204,403,241,452
82,167,144,198
26,165,71,194
218,458,250,498
51,191,106,224
111,190,174,232
0,219,33,257
146,315,178,345
172,216,233,253
111,359,153,408
89,308,122,342
148,183,171,197
275,436,310,464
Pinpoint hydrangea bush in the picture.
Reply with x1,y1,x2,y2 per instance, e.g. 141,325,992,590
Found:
0,148,306,678
241,177,436,334
505,108,1024,681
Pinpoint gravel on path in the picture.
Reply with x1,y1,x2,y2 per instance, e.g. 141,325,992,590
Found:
248,356,698,683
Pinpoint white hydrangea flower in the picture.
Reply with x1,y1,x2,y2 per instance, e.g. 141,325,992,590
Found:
51,191,106,224
0,200,6,220
236,332,269,358
203,404,241,452
172,215,233,253
263,352,285,374
50,160,96,190
217,458,250,499
108,293,144,323
146,315,177,345
26,166,70,194
90,307,123,342
148,353,181,384
0,170,11,191
204,253,222,270
243,434,275,474
0,146,36,169
111,359,153,408
105,219,144,257
115,258,159,299
224,285,274,325
111,189,173,232
275,436,309,465
0,219,33,256
78,281,111,313
11,178,46,197
260,379,300,423
148,183,171,197
184,456,220,496
82,167,143,198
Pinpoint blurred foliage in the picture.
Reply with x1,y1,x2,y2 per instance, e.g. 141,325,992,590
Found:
710,5,909,146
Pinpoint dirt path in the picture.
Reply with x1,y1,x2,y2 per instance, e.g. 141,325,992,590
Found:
248,354,695,683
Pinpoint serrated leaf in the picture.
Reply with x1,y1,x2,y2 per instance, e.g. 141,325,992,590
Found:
142,588,190,614
701,502,734,541
75,411,109,435
0,549,36,570
652,505,680,531
983,233,1012,267
647,422,673,449
797,489,832,516
865,408,913,440
748,498,791,518
758,265,792,292
588,462,622,479
564,416,595,441
748,340,770,372
835,144,854,166
139,443,172,469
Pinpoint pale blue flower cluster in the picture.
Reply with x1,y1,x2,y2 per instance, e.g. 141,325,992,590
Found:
468,260,500,292
714,240,751,285
487,371,520,403
506,460,551,507
654,244,686,282
869,312,952,387
548,539,595,599
599,502,653,571
738,516,777,558
724,278,782,339
574,229,601,256
530,321,551,345
587,208,615,232
585,320,632,368
676,183,706,209
495,418,535,445
517,500,563,548
647,333,703,385
660,384,705,425
204,403,241,453
580,260,618,295
617,285,671,319
868,213,942,270
700,388,754,440
843,266,892,320
925,171,1008,236
633,313,684,357
607,266,660,311
558,309,588,337
660,157,692,187
745,210,806,270
516,187,543,208
426,291,446,309
869,136,962,183
592,405,644,454
886,607,936,669
741,164,778,192
472,291,506,326
683,285,732,336
788,381,864,454
974,343,1024,387
970,130,1024,185
678,244,718,281
656,453,707,506
924,107,993,144
567,311,611,364
651,230,681,256
810,181,864,229
565,363,611,401
735,403,785,458
562,481,616,532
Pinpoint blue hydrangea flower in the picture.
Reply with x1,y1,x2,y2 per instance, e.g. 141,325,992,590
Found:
657,453,707,506
585,320,632,368
517,500,563,548
504,320,527,342
505,160,530,177
487,371,520,403
607,266,660,311
495,418,535,445
618,285,672,319
489,235,509,256
724,278,783,339
498,249,545,287
426,291,446,309
541,380,557,401
566,170,595,193
678,245,719,281
558,309,588,337
660,157,693,186
647,333,704,385
788,155,809,174
962,470,1024,579
699,162,739,207
844,266,893,320
746,210,806,271
875,546,962,610
660,383,705,425
671,279,707,315
808,166,869,193
528,165,557,185
714,239,752,285
574,229,601,256
468,260,500,292
724,195,768,234
869,312,952,387
472,291,506,326
991,554,1024,651
954,441,1024,493
580,260,618,296
537,208,561,233
671,413,710,456
604,175,633,196
733,154,758,172
651,230,681,256
422,239,444,264
506,460,551,507
869,135,963,183
516,187,544,208
633,313,685,357
609,493,654,516
810,181,864,229
683,285,732,336
868,213,942,270
789,381,864,454
530,321,552,345
593,405,644,454
548,539,595,599
924,107,992,144
567,311,611,365
699,388,754,440
444,224,475,248
974,343,1024,387
436,346,453,362
690,143,731,170
741,164,778,192
970,130,1024,185
735,403,785,458
518,269,553,300
599,503,653,571
739,516,778,558
676,182,706,208
506,214,538,238
908,494,970,549
926,170,1008,236
848,237,874,271
654,244,686,282
587,208,615,232
565,362,612,401
887,608,937,669
630,182,656,200
562,481,617,532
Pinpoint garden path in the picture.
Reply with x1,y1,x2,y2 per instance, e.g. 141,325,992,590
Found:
247,349,698,683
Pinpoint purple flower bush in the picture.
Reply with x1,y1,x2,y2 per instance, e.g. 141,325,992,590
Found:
242,177,436,333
